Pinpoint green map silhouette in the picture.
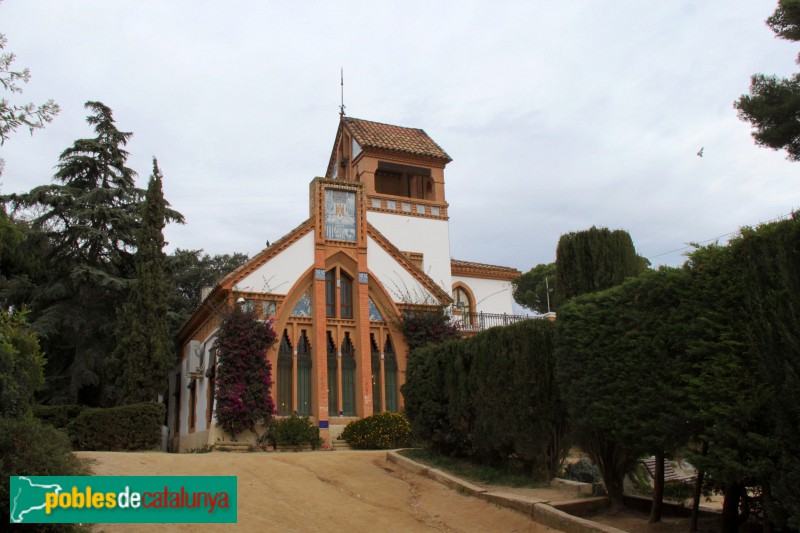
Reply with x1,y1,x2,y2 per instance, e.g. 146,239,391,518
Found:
10,476,63,523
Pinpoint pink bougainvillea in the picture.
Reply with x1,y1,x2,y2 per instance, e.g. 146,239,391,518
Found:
213,305,278,438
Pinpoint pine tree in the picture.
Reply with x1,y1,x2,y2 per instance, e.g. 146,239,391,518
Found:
111,159,173,404
735,1,800,160
512,262,561,314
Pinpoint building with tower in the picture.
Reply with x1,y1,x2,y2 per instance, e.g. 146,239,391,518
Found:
168,116,525,451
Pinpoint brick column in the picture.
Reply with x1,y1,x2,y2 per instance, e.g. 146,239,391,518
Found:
313,248,330,446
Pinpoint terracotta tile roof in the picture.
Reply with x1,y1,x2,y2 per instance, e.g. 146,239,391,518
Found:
451,259,521,281
344,117,452,162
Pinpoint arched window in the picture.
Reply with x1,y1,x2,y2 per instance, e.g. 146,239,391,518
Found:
277,331,293,416
384,336,398,412
453,286,472,315
341,332,356,416
370,334,382,414
327,332,338,416
296,331,312,416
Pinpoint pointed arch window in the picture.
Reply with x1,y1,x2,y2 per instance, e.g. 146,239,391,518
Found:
341,332,356,416
277,330,293,416
327,332,339,416
370,334,382,414
296,330,312,416
384,335,398,412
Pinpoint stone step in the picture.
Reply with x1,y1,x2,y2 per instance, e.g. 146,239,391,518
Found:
332,438,352,450
215,442,254,452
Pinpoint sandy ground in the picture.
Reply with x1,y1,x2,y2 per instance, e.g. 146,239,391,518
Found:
78,450,564,533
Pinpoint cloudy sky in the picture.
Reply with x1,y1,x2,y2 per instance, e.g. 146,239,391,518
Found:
1,1,797,273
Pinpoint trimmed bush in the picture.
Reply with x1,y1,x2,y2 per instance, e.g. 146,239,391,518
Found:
34,404,86,430
403,319,568,480
563,458,602,483
268,415,321,448
1,417,88,531
67,402,165,451
341,412,411,449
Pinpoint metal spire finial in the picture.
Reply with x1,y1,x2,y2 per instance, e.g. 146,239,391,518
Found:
339,68,346,117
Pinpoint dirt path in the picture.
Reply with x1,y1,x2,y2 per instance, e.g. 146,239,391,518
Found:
79,450,563,533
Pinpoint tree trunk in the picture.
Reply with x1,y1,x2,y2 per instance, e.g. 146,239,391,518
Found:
649,451,665,523
690,441,708,532
721,483,743,533
590,440,628,512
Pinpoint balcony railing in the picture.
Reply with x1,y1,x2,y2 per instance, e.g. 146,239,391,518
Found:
451,310,538,332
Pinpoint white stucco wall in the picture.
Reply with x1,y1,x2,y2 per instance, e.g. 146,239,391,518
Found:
452,276,515,315
367,235,438,304
170,331,219,442
367,212,452,293
235,230,314,294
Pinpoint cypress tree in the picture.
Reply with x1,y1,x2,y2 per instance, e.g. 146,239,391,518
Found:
555,226,648,299
111,159,173,404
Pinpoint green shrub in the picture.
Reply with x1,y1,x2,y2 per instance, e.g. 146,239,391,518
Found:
0,417,88,531
403,319,567,479
562,458,602,483
67,402,164,451
268,415,321,448
34,404,86,430
341,412,411,449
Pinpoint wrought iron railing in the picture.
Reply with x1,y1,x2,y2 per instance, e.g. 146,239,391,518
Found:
451,310,538,332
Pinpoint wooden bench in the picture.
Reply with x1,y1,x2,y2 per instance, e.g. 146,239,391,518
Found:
642,457,696,484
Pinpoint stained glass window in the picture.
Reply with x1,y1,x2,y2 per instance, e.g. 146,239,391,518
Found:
291,288,312,317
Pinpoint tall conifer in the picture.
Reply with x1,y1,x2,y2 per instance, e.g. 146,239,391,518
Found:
112,159,173,403
2,102,142,404
555,226,648,299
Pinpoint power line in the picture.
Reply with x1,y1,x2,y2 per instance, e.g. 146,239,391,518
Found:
648,211,795,260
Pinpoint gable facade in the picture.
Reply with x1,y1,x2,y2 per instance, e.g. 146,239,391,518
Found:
168,117,523,452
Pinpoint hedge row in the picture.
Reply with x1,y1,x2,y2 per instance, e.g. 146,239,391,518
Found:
402,319,567,480
67,402,165,451
33,404,86,430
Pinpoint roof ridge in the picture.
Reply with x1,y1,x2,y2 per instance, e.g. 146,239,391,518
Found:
343,117,452,163
345,116,425,132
